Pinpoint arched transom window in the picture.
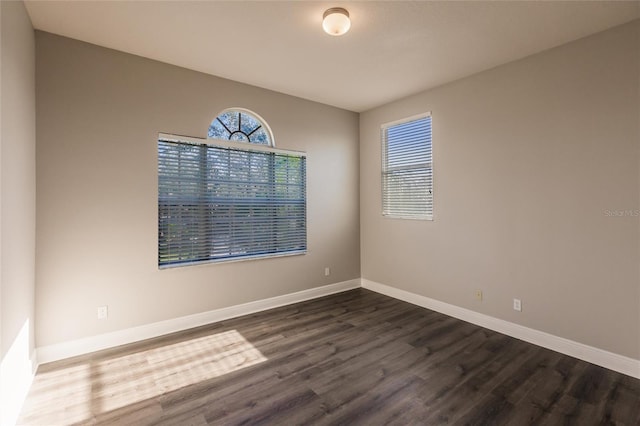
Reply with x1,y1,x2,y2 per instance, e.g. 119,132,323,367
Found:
208,108,273,146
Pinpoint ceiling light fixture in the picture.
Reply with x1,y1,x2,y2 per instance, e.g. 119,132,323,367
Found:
322,7,350,36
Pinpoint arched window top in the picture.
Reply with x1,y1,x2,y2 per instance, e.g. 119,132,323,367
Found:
208,108,274,146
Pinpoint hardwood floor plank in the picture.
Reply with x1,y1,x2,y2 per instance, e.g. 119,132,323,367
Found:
333,375,427,425
17,288,640,425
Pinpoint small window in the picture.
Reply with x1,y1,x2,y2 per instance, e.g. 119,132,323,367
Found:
208,108,273,146
381,112,433,220
158,109,306,267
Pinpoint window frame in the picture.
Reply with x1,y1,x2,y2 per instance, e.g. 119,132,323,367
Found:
157,132,307,269
381,112,433,221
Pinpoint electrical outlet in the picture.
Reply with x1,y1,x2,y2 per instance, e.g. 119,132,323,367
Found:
324,267,330,276
97,305,108,320
475,290,483,301
513,298,522,312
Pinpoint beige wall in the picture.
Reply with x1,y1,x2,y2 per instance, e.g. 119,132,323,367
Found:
1,0,36,367
360,20,640,359
33,17,640,362
1,1,36,423
35,32,360,347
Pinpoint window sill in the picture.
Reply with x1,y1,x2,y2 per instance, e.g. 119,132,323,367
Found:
159,250,307,270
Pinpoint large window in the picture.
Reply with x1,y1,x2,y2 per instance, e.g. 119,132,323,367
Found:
158,109,306,267
381,112,433,220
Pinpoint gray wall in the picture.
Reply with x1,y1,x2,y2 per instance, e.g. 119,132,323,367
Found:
35,32,360,347
1,3,36,423
1,0,36,366
360,20,640,359
33,18,640,361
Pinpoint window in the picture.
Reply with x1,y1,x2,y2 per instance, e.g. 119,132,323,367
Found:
158,109,306,267
381,112,433,220
208,108,272,145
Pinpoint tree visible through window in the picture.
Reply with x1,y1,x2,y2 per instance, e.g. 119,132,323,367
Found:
158,109,306,267
208,109,272,145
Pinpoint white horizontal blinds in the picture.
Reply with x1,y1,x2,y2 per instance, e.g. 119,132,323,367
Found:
158,138,306,266
382,114,433,219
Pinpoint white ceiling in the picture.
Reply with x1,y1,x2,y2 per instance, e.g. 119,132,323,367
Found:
24,1,639,112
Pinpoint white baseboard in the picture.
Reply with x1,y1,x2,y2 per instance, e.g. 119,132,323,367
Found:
36,279,361,365
362,279,640,379
35,277,640,380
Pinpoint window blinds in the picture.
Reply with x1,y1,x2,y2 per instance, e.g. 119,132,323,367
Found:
382,114,433,219
158,137,306,267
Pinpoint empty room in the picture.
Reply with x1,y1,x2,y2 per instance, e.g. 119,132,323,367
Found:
1,1,639,425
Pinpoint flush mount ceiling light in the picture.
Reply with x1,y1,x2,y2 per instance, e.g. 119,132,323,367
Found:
322,7,351,36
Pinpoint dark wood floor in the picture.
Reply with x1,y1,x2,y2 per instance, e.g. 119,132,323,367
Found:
19,288,640,425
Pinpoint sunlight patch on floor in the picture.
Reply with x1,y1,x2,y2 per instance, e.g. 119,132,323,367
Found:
149,329,267,393
18,363,92,425
18,330,267,425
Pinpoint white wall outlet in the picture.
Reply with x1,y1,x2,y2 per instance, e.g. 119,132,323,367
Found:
475,290,483,301
324,267,330,276
513,298,522,312
97,305,108,320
